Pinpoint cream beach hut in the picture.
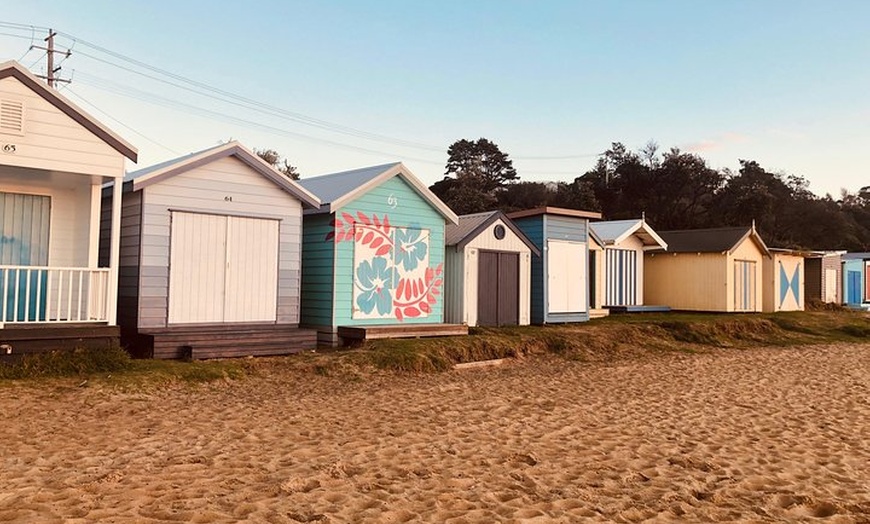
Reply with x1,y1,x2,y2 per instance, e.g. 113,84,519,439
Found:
444,211,540,327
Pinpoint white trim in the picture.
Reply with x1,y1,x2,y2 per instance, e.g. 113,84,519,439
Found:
107,179,122,325
328,162,459,225
128,141,321,208
0,60,138,160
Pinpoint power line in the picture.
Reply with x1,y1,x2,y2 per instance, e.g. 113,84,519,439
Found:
0,20,604,163
65,86,181,155
73,73,446,165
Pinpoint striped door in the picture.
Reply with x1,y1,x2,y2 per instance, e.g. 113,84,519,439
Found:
605,248,637,306
733,260,756,312
0,192,49,322
169,212,279,324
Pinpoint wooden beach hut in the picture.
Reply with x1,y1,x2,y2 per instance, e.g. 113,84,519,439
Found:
762,248,806,312
804,251,844,305
589,218,668,311
507,207,602,324
105,141,321,359
0,61,137,358
842,253,870,309
444,211,539,327
298,162,464,346
644,225,770,312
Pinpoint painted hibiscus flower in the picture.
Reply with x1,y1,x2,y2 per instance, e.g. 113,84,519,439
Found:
394,228,428,271
355,257,396,315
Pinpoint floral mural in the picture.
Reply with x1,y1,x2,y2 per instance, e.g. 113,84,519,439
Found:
327,211,443,321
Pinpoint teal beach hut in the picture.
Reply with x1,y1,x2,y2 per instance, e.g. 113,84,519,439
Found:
299,163,461,346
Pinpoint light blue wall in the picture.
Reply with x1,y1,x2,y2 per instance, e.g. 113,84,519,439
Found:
302,175,447,329
300,213,335,327
513,214,590,324
334,176,446,326
843,259,866,305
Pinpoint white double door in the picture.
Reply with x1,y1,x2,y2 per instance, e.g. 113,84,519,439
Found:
169,212,279,324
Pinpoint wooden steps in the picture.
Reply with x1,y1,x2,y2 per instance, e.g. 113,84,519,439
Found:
337,323,468,343
134,324,317,360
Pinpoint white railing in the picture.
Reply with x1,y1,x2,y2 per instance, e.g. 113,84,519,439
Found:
0,265,111,324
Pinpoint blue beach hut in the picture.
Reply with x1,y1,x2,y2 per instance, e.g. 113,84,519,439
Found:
842,253,870,309
507,207,602,324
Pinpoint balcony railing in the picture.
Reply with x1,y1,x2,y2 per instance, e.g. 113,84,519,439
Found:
0,266,111,324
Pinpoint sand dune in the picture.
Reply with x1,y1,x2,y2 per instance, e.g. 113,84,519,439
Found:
1,343,869,523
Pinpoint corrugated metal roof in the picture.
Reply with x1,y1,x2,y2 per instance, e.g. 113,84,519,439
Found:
445,211,498,246
125,145,222,182
590,219,667,249
657,227,752,253
590,219,639,243
298,162,401,205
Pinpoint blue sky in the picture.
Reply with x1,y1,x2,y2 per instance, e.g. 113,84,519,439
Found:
1,1,868,197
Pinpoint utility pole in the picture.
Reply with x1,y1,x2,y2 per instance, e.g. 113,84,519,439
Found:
32,29,71,88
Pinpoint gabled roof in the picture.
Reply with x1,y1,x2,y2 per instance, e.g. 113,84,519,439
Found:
588,228,605,248
655,226,770,257
507,206,602,220
0,60,137,162
445,210,540,256
590,218,668,251
299,162,458,224
125,141,320,208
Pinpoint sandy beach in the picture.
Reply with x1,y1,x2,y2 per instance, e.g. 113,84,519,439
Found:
1,343,869,523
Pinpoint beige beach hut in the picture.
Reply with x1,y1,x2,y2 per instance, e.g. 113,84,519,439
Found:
644,225,770,312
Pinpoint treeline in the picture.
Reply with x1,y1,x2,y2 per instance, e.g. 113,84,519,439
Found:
429,140,870,251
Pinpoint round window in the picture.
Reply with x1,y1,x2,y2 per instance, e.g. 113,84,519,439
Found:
493,224,506,240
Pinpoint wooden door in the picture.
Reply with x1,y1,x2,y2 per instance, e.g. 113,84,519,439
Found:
0,191,49,322
224,216,279,322
547,240,587,314
824,268,837,303
497,252,519,325
169,212,228,324
477,251,520,326
169,212,279,324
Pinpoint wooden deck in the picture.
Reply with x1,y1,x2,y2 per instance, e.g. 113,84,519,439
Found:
132,324,317,360
337,323,468,343
606,305,672,314
0,324,120,362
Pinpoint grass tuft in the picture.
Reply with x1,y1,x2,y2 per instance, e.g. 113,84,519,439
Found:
0,344,133,380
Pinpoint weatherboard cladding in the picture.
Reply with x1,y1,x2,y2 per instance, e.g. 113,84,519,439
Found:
512,213,590,324
0,61,137,164
842,259,865,305
443,214,533,326
118,154,305,329
300,174,449,338
333,175,446,327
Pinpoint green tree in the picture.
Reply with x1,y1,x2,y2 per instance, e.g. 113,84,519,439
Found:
255,148,300,180
431,138,519,214
445,138,518,192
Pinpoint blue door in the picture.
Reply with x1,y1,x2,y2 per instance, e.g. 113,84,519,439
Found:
846,270,862,305
0,192,50,322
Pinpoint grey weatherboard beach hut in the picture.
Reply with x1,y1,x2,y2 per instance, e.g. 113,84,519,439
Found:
102,141,321,359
